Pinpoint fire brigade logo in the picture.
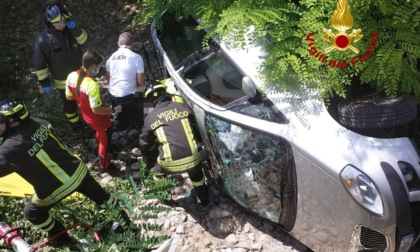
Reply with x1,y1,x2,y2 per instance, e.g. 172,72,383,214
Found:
321,0,363,53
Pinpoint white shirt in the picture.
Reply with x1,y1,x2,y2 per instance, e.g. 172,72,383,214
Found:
106,47,144,97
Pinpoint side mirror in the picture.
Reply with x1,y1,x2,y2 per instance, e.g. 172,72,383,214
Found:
242,76,262,104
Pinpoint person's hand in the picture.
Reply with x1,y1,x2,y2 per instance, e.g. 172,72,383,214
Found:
65,20,77,29
41,86,54,95
113,105,122,114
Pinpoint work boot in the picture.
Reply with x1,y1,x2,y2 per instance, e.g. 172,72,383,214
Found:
99,163,121,176
47,221,77,248
48,232,78,248
194,185,209,206
105,211,131,235
111,222,125,235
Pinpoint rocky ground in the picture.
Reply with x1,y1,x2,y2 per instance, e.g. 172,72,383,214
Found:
0,0,310,251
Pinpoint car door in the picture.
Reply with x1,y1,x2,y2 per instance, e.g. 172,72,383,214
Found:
175,50,297,231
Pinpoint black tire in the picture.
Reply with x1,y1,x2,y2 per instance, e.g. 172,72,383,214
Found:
338,95,417,130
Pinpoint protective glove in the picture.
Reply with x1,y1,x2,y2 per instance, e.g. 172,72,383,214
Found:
112,105,122,114
41,86,54,94
65,20,77,29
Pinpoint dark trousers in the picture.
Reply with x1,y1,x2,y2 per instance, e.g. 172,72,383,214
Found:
144,149,209,204
23,172,130,235
109,93,144,131
58,89,79,125
156,161,209,203
156,162,205,185
143,149,205,185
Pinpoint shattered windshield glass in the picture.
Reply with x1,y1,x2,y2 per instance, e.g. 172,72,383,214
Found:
205,114,295,224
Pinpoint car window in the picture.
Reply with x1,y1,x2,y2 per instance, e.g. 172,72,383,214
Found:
227,97,288,123
205,114,297,227
157,13,206,68
182,51,246,105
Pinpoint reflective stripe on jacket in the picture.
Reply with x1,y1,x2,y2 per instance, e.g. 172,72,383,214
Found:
140,101,202,172
0,118,87,205
65,71,111,127
34,26,87,88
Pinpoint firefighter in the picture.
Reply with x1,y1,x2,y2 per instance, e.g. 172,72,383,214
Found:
0,98,131,246
33,0,89,135
139,82,209,206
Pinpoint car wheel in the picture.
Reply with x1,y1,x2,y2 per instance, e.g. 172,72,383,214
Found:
338,95,417,130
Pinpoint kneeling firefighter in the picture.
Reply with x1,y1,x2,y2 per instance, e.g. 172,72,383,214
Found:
0,98,131,246
139,82,209,205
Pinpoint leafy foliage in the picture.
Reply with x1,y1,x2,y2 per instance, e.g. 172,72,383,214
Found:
29,92,70,129
0,161,177,251
136,0,420,100
0,56,27,100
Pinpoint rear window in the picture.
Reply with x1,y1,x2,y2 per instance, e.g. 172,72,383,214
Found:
157,12,207,68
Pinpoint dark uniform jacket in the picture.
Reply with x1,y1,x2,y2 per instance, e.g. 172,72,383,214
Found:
34,25,87,89
139,101,202,172
0,118,87,206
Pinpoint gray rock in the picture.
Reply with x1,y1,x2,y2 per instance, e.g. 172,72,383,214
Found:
117,150,131,161
131,147,142,156
209,207,232,219
225,234,238,245
131,162,140,170
175,225,185,234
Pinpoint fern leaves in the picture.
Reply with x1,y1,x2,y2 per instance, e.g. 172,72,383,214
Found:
137,0,420,100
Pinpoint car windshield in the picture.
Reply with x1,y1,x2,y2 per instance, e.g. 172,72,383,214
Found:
156,13,207,68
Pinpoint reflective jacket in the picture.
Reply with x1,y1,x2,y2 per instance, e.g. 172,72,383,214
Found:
0,118,87,206
34,25,88,89
139,101,202,172
65,70,112,128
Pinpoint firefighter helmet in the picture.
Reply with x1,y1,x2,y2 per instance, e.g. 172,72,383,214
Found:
144,82,168,106
0,98,30,124
44,4,63,23
43,1,71,24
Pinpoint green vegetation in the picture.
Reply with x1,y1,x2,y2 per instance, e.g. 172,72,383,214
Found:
136,0,420,100
0,56,27,100
0,159,177,251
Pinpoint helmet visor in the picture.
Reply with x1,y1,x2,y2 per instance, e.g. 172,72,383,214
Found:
51,14,65,24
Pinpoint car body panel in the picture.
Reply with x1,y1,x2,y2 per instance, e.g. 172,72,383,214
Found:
291,149,371,251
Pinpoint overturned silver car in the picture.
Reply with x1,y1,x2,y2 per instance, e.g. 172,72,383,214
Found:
150,12,420,252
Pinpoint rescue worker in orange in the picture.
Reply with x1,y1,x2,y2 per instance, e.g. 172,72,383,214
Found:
65,50,121,174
